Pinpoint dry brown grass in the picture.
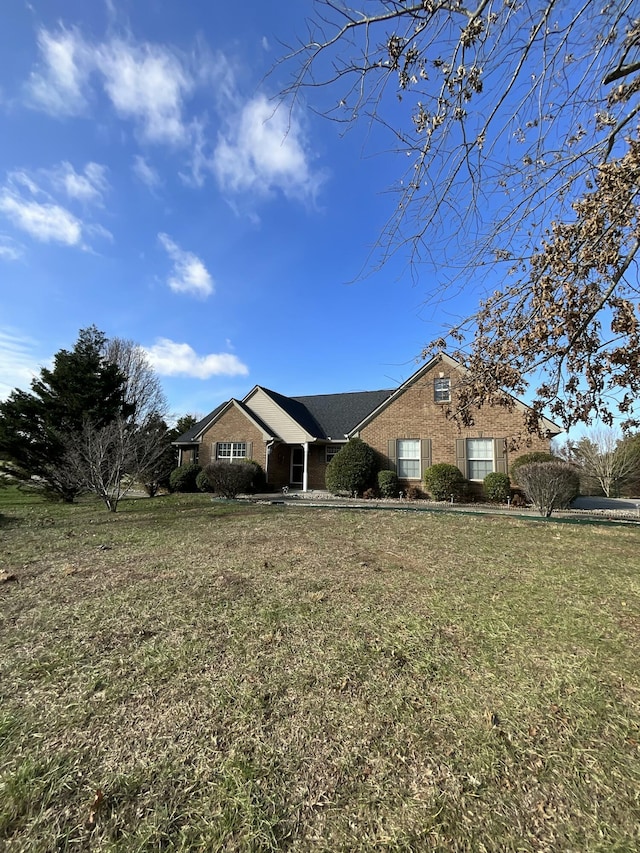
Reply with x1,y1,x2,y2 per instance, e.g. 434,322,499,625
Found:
1,489,639,851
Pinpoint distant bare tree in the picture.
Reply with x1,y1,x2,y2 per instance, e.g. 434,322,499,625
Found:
281,1,640,430
569,428,640,497
104,338,168,424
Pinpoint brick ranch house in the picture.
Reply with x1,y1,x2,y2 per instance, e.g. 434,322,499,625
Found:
173,353,562,493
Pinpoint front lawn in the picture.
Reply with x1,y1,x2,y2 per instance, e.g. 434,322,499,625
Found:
1,491,638,851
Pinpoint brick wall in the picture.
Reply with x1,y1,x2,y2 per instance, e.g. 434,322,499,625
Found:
360,364,553,486
199,407,267,469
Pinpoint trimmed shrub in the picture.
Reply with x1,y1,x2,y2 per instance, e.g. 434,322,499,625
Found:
378,469,399,498
325,437,378,496
203,461,256,498
483,471,511,503
242,459,266,493
169,463,201,493
516,461,580,516
424,463,466,501
510,452,554,485
196,469,214,492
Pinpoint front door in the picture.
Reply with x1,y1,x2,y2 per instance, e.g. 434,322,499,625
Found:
290,446,304,486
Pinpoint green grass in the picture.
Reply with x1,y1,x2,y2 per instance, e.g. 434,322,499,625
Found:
1,488,639,851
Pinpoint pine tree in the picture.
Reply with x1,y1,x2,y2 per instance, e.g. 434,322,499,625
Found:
0,327,128,502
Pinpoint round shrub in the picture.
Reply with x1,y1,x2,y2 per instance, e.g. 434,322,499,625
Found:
378,469,399,498
242,459,266,493
325,438,378,496
424,463,466,501
196,469,214,492
516,461,580,516
510,452,554,485
204,461,255,498
169,463,201,493
483,471,511,503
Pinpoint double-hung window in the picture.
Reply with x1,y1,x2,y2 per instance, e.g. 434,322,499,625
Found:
397,439,421,479
434,377,451,403
466,438,494,480
216,441,247,462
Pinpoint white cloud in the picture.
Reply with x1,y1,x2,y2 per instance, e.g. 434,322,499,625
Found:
26,27,91,116
132,155,161,189
0,235,23,261
0,329,45,398
0,190,82,245
213,95,324,202
158,232,214,298
26,27,194,146
23,29,324,207
96,39,193,145
0,168,110,248
52,162,109,204
144,338,249,379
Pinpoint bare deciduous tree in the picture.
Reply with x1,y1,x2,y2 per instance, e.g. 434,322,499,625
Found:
567,427,640,497
516,461,579,517
64,415,174,512
103,338,168,425
281,1,640,430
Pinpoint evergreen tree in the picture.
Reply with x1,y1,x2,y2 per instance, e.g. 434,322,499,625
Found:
0,327,128,502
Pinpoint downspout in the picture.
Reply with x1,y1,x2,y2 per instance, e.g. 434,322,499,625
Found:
265,440,275,485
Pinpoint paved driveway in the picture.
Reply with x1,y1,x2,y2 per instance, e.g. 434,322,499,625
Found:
571,496,640,512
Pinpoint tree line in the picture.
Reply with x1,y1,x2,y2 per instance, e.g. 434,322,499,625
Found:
0,327,196,512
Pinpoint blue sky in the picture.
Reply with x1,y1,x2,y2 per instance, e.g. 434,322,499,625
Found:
0,0,456,420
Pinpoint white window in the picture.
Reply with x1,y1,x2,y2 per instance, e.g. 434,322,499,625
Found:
326,445,342,463
434,377,451,403
397,439,421,479
466,438,494,480
216,441,247,461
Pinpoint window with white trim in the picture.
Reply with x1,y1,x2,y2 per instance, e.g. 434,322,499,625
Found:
434,377,451,403
216,441,247,461
326,445,342,463
466,438,494,480
397,439,421,479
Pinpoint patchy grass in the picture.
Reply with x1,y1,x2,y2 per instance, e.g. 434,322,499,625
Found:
1,490,638,851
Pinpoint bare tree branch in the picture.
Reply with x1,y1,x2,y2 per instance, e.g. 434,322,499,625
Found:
278,0,640,429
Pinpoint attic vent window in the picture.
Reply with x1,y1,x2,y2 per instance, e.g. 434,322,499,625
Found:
434,377,451,403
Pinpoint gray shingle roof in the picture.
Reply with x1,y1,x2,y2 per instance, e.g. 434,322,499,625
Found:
289,390,394,439
172,402,227,443
172,388,394,444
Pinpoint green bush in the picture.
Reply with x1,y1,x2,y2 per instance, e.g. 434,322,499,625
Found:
325,438,378,496
203,461,256,498
196,469,214,492
378,469,399,498
510,452,554,485
242,459,266,493
169,463,201,493
483,471,511,503
424,463,466,501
